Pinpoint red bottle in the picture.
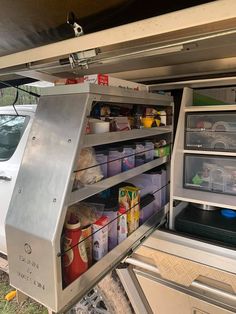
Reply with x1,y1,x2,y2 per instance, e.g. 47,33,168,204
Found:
62,214,88,286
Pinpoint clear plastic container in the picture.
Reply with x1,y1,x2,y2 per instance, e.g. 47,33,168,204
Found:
122,145,135,172
185,112,236,152
108,148,123,177
184,154,236,195
135,142,145,166
144,141,154,162
95,151,108,178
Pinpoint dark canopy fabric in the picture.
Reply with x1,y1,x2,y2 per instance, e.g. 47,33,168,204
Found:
0,0,215,57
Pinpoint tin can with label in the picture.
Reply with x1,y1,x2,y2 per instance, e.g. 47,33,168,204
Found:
62,216,88,286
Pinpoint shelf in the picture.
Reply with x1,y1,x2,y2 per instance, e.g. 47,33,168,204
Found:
185,105,236,112
183,150,236,156
83,126,172,147
61,207,166,313
69,157,168,205
173,188,236,210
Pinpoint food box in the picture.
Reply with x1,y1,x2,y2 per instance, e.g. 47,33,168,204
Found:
55,74,147,91
119,186,140,234
92,216,109,261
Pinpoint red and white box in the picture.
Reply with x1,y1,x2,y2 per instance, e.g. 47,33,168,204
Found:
92,216,109,261
55,74,148,91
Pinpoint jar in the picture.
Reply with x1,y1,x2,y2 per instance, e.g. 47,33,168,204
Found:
122,145,135,172
62,215,88,286
108,148,123,177
144,141,154,162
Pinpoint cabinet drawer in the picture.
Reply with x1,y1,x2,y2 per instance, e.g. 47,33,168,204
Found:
135,246,236,294
185,112,236,152
185,132,236,151
184,154,236,195
130,245,236,312
135,272,235,314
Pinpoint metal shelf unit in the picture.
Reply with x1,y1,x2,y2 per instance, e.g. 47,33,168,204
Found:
169,86,236,247
5,83,173,313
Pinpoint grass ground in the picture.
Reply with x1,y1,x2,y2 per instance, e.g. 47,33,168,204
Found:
0,271,48,314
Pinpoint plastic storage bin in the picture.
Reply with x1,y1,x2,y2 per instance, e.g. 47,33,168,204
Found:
95,151,108,178
108,148,123,177
185,111,236,152
184,154,236,195
144,141,154,162
135,142,146,166
122,145,135,171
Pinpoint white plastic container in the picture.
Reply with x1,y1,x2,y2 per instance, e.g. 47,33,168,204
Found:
90,121,110,134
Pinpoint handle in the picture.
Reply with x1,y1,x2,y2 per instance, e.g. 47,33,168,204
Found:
0,175,12,181
125,257,236,303
186,144,203,148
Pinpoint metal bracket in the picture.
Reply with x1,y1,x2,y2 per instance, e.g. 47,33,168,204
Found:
67,12,84,38
69,49,99,70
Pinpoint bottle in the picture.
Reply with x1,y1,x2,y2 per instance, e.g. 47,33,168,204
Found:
118,206,128,244
62,214,88,286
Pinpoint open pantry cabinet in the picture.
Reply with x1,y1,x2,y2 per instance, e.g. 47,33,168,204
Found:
1,1,236,313
5,83,173,313
122,86,236,314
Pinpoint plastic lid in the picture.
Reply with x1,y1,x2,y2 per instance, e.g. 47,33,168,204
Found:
221,209,236,218
65,214,81,229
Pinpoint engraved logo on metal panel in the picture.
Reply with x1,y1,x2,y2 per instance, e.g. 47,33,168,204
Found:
24,243,32,254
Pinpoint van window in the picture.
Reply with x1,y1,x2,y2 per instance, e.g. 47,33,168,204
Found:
0,115,28,161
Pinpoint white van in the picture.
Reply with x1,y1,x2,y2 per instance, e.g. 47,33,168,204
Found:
0,105,36,254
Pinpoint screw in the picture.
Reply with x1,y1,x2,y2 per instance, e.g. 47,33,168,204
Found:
32,136,36,140
18,189,22,194
53,198,57,203
68,139,72,143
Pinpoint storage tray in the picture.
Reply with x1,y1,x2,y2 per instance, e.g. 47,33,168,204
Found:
183,154,236,196
185,111,236,152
